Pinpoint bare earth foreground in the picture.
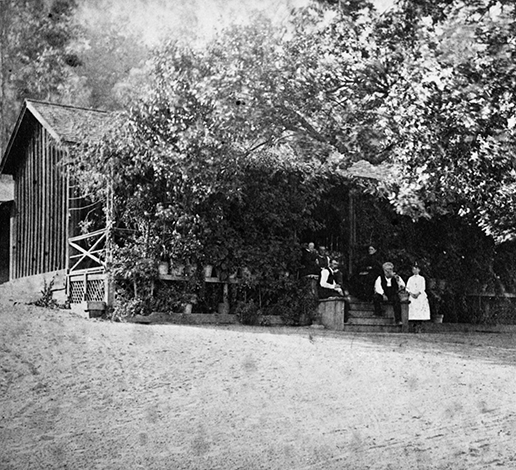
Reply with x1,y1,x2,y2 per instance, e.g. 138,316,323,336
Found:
1,301,516,470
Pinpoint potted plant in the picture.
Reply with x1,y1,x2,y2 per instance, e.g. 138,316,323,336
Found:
183,294,197,314
428,278,445,323
181,278,199,314
204,242,231,280
203,264,214,278
169,258,186,277
158,245,169,276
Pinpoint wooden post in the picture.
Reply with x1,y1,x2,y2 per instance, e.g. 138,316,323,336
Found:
104,167,115,307
83,271,87,302
65,151,71,275
401,299,409,333
220,282,230,314
9,202,15,281
40,125,46,274
25,132,32,276
60,147,67,272
348,189,356,279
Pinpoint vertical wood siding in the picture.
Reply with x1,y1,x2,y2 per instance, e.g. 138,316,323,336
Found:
13,122,67,278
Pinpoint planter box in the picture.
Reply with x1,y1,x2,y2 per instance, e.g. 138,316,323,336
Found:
85,300,106,318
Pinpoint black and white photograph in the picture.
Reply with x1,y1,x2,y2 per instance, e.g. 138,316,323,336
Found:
1,0,516,468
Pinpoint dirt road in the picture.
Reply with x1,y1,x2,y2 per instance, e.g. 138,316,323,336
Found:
1,302,515,469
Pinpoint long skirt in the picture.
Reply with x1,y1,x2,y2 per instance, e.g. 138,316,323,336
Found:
409,293,431,320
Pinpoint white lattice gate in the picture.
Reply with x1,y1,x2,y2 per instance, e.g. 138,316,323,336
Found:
67,227,111,305
68,271,108,304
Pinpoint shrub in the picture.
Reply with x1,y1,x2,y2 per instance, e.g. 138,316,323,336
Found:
235,300,260,325
30,278,59,309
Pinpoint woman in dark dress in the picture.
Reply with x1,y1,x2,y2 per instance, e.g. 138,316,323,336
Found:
353,245,382,301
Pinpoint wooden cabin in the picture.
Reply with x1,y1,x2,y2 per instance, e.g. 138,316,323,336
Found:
0,99,110,303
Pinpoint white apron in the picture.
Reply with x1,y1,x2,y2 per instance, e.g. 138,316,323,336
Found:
406,274,431,320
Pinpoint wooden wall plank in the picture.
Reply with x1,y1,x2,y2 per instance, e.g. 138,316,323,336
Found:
27,130,31,276
29,126,36,276
39,125,44,273
57,147,63,271
32,128,38,276
9,204,15,281
18,138,25,277
14,163,22,278
25,131,33,277
20,152,26,278
65,149,70,273
58,148,63,271
36,125,42,274
41,126,47,273
44,131,50,271
49,136,55,271
11,120,70,279
34,126,40,275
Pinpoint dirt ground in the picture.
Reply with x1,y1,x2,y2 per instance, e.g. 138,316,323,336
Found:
1,301,516,470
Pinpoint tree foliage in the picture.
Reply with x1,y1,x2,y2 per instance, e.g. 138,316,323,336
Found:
0,0,83,152
378,0,516,242
62,0,516,318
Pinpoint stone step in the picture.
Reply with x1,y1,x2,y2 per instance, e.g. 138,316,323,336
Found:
350,312,395,320
343,324,402,333
349,302,374,311
349,304,397,318
347,317,398,326
349,309,381,318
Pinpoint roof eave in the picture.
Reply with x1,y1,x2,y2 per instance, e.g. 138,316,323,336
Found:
0,101,29,174
0,99,68,175
26,100,63,143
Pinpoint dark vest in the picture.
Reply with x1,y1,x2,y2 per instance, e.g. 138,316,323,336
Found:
381,275,399,297
323,269,336,285
318,268,338,299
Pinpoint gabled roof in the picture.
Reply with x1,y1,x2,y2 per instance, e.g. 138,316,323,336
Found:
27,100,109,143
1,99,110,174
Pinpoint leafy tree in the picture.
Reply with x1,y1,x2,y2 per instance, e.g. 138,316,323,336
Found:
0,0,84,153
376,0,516,242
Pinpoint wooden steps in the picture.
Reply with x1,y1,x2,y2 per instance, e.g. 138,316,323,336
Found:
341,324,402,333
346,298,401,332
318,296,407,333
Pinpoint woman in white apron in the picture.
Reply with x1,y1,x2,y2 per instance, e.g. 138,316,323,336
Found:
406,262,431,331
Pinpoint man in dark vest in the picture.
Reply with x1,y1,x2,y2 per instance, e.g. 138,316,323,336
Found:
373,261,406,324
318,259,347,299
